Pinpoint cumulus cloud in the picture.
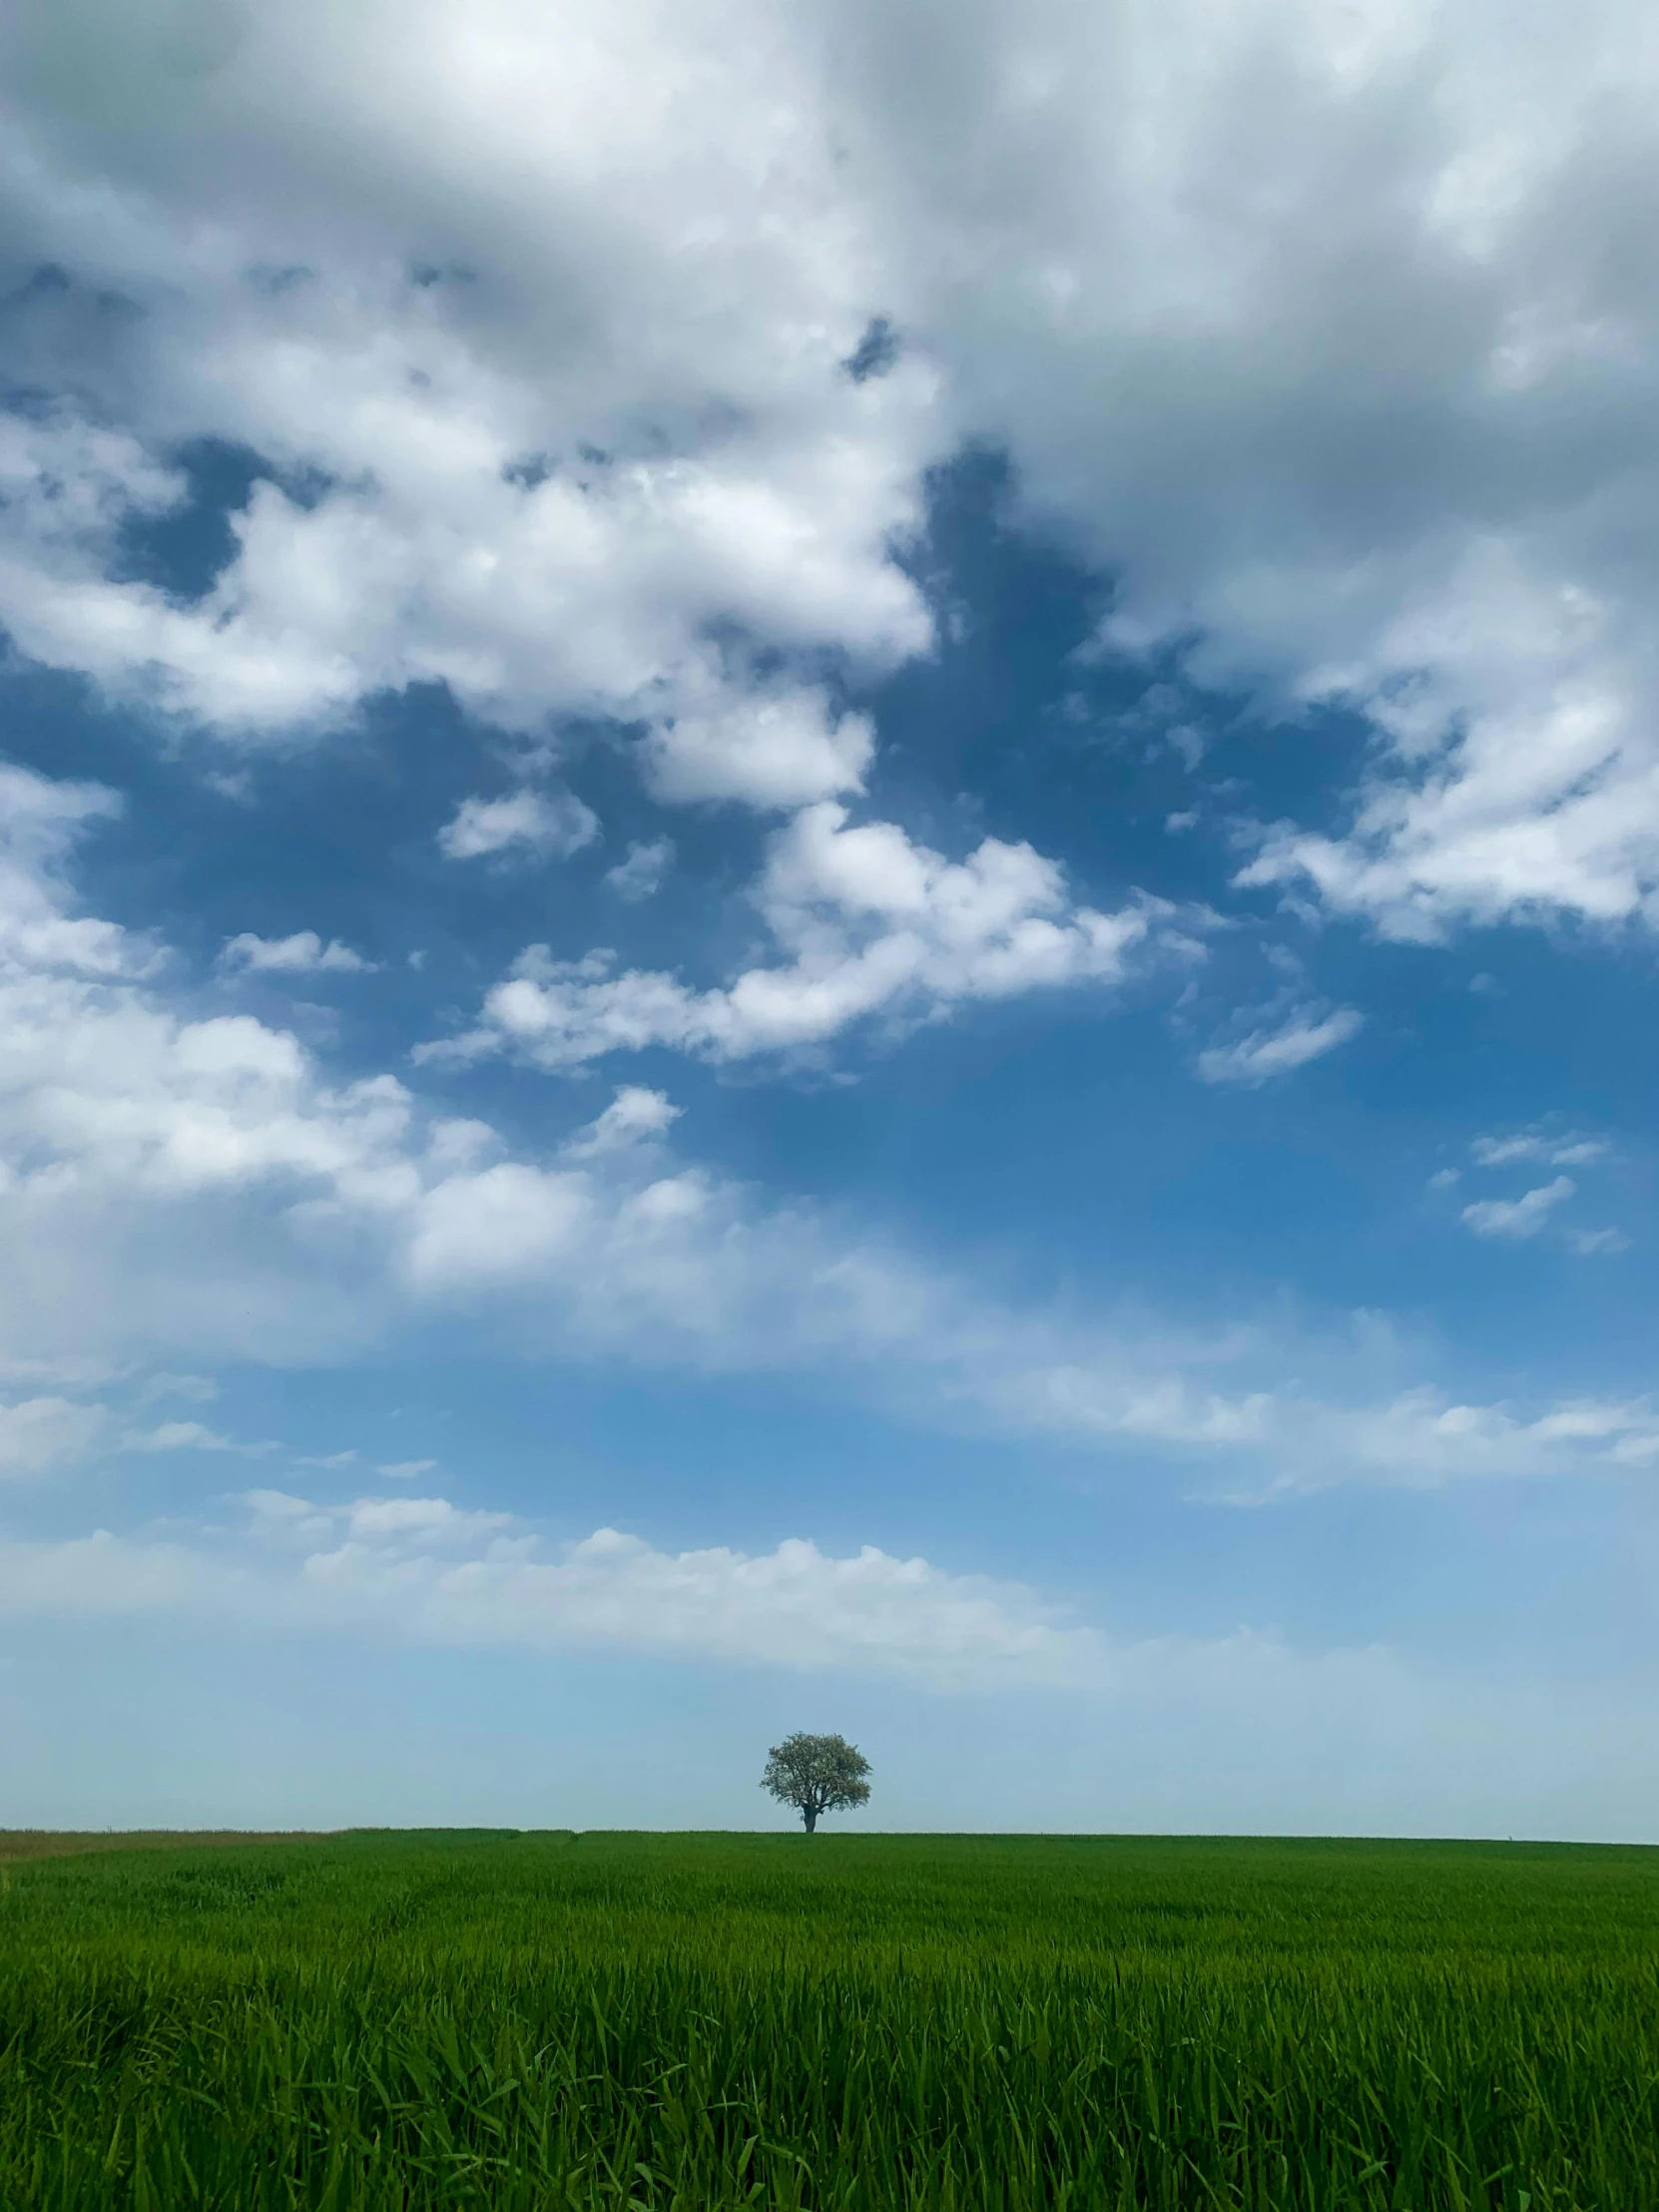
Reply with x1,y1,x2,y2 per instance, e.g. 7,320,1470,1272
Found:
1460,1177,1576,1241
0,764,1014,1382
431,801,1175,1070
0,0,935,806
639,681,875,810
221,931,375,975
437,789,600,862
8,0,1659,942
0,766,487,1367
0,756,1645,1503
5,0,1659,961
861,2,1659,944
1195,1002,1363,1087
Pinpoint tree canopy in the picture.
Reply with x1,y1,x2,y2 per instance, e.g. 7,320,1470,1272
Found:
760,1732,871,1833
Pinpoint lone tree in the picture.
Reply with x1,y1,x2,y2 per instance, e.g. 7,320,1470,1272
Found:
761,1732,871,1833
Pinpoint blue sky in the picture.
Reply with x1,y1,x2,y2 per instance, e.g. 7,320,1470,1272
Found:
2,0,1658,1836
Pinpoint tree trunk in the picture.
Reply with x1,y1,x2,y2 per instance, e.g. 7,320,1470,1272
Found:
802,1807,819,1833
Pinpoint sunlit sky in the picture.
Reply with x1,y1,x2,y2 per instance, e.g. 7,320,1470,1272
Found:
3,0,1658,1835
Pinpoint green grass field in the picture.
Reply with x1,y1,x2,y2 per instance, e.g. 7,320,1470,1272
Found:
1,1829,1654,2210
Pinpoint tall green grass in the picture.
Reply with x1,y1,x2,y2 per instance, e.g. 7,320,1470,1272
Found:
1,1830,1653,2209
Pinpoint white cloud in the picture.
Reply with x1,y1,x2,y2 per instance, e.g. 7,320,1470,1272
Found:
0,763,131,977
1195,1002,1363,1087
0,767,449,1367
640,681,875,810
862,4,1659,943
1233,552,1659,940
244,1489,334,1540
1471,1127,1610,1168
604,837,674,902
0,1395,107,1478
1450,1127,1618,1247
376,1458,436,1479
401,1164,593,1292
432,801,1174,1070
1567,1227,1630,1257
10,1504,1657,1834
0,3,936,807
121,1420,276,1455
0,756,1649,1505
6,0,1659,940
0,1527,236,1618
7,1460,1659,1749
1460,1177,1575,1241
0,1499,1109,1690
140,1373,219,1404
337,1494,513,1545
221,931,375,975
984,1365,1659,1499
122,1420,234,1452
437,789,599,862
300,1523,1105,1684
562,1086,682,1156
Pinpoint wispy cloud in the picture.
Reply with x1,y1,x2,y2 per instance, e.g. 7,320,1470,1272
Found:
604,837,674,902
1471,1128,1610,1169
1450,1123,1627,1251
1196,1003,1363,1087
560,1086,680,1156
1460,1178,1575,1241
1567,1227,1631,1257
121,1421,278,1456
